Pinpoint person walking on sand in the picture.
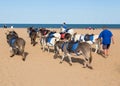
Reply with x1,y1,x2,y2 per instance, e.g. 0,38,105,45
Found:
98,27,114,57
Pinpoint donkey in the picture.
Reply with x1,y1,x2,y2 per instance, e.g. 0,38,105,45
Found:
27,27,37,46
5,30,26,61
54,40,93,69
73,33,101,53
39,28,50,45
39,29,61,52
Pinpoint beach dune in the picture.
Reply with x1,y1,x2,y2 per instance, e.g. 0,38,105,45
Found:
0,28,120,86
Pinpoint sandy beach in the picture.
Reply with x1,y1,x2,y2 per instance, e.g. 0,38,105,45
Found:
0,28,120,86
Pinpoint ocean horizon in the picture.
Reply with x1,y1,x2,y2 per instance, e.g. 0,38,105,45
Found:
0,24,120,29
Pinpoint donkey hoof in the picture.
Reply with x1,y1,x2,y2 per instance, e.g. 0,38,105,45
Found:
59,61,63,64
83,66,86,68
53,55,57,59
83,66,87,68
69,63,72,66
22,58,25,61
10,54,14,57
88,66,93,70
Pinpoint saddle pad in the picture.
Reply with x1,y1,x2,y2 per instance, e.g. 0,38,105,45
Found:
61,33,65,39
47,37,51,43
48,32,55,37
84,35,93,41
71,42,79,51
89,35,93,41
46,37,54,45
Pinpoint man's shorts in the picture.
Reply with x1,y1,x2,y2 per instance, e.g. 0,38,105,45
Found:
102,44,110,49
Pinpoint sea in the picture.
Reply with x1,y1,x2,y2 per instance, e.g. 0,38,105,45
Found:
0,24,120,29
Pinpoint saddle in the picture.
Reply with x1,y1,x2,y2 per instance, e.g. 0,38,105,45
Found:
9,37,17,48
43,30,48,35
62,41,79,53
68,41,79,52
60,32,65,39
84,34,94,41
40,29,49,36
48,32,56,37
46,36,52,42
46,32,55,44
65,28,71,33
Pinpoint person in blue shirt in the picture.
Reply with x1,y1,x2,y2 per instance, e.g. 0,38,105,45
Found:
98,27,114,57
60,22,67,33
62,22,67,29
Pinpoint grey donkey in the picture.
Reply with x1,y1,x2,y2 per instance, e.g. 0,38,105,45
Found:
5,30,27,61
54,40,93,69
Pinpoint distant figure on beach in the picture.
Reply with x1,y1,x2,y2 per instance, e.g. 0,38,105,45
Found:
11,26,13,28
98,27,114,57
85,27,95,30
3,24,7,28
60,22,67,32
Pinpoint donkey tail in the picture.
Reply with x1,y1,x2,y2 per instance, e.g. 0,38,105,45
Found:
89,47,92,64
54,44,57,54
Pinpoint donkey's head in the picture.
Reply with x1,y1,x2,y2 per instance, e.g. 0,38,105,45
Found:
5,30,18,43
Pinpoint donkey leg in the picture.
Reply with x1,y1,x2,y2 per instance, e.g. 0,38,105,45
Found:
31,38,33,44
48,46,50,53
9,47,15,57
60,55,65,64
42,39,46,52
82,53,88,68
43,44,45,51
83,56,93,69
33,38,37,46
67,53,72,66
22,52,26,61
54,46,59,59
83,58,88,68
19,46,26,61
95,44,98,53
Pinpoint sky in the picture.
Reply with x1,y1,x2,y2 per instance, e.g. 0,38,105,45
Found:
0,0,120,24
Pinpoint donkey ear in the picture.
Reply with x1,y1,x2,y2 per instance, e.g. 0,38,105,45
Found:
73,32,77,36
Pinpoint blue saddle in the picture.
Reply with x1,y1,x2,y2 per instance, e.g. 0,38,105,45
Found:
9,37,17,47
71,42,79,51
62,41,79,52
84,34,94,41
89,35,93,41
49,32,56,37
47,37,52,43
46,37,55,46
65,28,70,33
